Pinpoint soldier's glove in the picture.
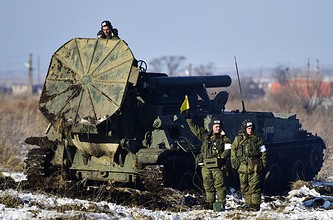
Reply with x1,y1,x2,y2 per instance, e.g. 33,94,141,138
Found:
183,110,190,119
217,158,226,167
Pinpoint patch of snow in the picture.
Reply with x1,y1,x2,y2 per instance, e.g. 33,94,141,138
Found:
1,172,26,182
287,185,320,198
1,173,333,219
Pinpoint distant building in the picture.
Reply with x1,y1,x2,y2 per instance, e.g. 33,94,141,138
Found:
241,78,265,100
11,84,30,95
8,84,43,95
269,79,332,97
32,84,43,95
0,84,12,94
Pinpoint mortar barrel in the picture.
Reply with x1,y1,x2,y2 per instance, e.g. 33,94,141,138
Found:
146,75,232,89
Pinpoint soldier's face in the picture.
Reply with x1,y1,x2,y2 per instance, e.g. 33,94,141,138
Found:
246,126,253,135
212,124,221,134
102,26,111,36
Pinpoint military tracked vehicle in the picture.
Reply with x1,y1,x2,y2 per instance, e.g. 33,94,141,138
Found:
25,38,325,194
24,38,232,190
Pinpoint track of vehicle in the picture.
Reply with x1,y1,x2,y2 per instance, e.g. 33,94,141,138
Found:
23,135,324,196
21,144,205,211
263,136,325,194
23,135,199,191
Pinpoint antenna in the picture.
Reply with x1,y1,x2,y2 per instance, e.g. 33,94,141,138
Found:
234,55,246,112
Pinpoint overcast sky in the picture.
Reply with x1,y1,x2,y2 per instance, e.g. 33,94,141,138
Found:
0,0,332,79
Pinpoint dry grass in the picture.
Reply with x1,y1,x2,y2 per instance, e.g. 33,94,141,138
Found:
0,192,23,208
0,95,47,171
0,138,23,171
290,180,312,190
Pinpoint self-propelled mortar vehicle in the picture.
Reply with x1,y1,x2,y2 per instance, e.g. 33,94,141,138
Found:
25,38,325,194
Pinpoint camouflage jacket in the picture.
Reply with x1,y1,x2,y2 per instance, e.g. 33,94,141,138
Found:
97,29,120,39
186,119,231,166
231,131,267,173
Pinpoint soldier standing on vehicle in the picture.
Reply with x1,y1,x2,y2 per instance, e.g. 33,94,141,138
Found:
97,20,120,39
231,119,267,211
186,115,231,211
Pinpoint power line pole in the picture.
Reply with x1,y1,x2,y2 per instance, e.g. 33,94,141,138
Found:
27,53,33,95
37,55,41,85
315,59,320,75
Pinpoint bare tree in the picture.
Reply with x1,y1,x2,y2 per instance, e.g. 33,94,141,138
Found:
272,64,290,86
162,56,185,76
148,56,185,76
149,58,162,72
193,62,216,76
301,59,324,114
271,61,326,115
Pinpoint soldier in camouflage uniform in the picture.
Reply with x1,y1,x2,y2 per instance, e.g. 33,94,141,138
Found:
231,119,267,211
187,117,231,210
97,20,120,39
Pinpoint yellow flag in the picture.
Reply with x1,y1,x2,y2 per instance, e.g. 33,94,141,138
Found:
180,95,190,113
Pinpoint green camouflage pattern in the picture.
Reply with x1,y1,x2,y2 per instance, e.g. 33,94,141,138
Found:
231,131,267,206
202,167,227,204
187,118,231,204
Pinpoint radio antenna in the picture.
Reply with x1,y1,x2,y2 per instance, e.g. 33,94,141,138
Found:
234,55,246,112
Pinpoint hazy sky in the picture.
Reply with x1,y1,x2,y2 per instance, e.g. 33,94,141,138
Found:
0,0,332,79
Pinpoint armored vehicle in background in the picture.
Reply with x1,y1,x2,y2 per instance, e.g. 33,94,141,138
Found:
208,111,325,193
25,38,325,194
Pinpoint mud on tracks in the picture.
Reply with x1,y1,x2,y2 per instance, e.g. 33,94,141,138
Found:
0,175,205,211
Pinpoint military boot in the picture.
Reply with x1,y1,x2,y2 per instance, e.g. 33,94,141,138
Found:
203,202,213,210
213,202,225,212
250,204,260,211
240,204,251,211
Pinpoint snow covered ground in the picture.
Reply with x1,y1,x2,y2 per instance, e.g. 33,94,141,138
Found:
1,172,333,220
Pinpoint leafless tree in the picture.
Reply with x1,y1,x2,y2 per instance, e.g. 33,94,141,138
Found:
271,61,326,115
302,60,324,114
193,62,216,76
163,56,185,76
272,64,290,86
149,56,185,76
149,58,162,73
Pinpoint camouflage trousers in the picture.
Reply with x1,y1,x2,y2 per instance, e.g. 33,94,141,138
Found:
201,167,226,204
239,171,261,205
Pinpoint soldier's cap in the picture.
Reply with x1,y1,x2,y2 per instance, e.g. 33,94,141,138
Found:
245,121,253,128
212,118,222,126
101,20,112,28
242,119,255,130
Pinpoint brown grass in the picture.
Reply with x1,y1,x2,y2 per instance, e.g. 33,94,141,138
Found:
0,95,47,171
0,138,23,171
290,180,312,190
0,192,23,208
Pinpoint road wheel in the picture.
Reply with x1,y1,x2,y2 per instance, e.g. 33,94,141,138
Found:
263,163,281,195
291,160,305,181
306,145,324,179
